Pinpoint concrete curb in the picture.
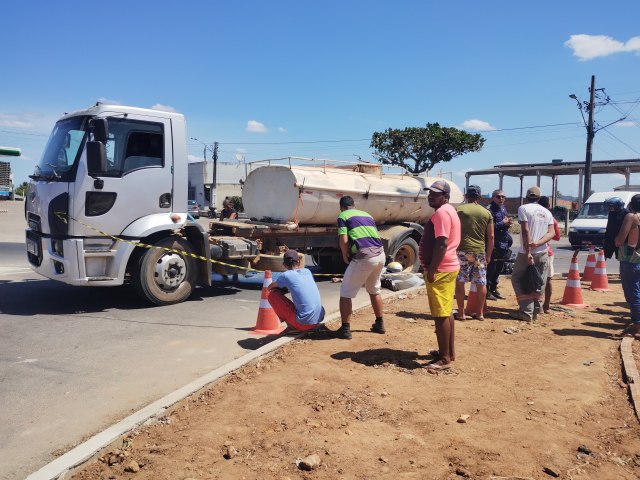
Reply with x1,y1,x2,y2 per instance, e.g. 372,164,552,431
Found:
26,285,425,480
620,336,640,422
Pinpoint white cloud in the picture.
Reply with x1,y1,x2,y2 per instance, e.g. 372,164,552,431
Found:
460,119,496,131
235,148,247,154
565,34,640,61
188,154,203,163
0,113,34,129
151,103,178,113
277,126,287,133
616,120,638,127
246,120,268,133
97,97,122,105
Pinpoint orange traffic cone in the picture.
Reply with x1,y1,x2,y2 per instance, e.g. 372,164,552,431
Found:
582,245,596,282
561,256,588,308
589,249,611,292
250,270,286,335
464,283,479,316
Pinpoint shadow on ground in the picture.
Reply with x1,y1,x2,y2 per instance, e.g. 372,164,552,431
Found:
331,347,434,370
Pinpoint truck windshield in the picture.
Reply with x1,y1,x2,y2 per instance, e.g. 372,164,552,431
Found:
576,202,608,219
33,116,88,181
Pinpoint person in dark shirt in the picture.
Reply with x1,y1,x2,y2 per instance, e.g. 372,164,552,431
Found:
603,197,628,260
485,189,513,300
219,197,238,221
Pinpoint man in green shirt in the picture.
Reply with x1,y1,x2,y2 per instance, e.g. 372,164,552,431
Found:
333,196,386,340
455,185,494,320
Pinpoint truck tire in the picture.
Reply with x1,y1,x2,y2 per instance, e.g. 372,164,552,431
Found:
391,237,420,272
317,254,347,275
133,236,197,305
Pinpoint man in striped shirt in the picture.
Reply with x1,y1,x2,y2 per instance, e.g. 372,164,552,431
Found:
332,196,386,340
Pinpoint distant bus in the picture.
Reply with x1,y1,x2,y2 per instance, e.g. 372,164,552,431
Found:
0,185,13,200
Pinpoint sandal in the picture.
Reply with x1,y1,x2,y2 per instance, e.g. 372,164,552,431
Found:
428,349,440,358
453,312,467,321
425,360,452,373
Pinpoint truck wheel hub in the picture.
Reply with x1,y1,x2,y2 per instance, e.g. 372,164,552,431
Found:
154,253,187,289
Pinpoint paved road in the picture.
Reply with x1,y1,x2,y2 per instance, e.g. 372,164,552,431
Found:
0,202,621,479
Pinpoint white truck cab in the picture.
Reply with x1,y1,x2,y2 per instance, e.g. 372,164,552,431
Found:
568,190,638,248
25,104,211,305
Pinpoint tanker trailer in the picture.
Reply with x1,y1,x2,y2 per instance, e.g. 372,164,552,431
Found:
209,163,463,274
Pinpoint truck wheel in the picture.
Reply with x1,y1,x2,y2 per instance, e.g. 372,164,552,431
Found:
133,236,197,305
317,254,347,275
392,237,420,272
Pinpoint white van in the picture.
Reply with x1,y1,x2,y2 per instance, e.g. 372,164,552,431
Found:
568,190,638,248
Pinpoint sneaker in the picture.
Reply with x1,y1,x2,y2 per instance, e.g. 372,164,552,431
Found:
486,291,498,301
332,325,352,340
370,320,386,334
492,290,506,300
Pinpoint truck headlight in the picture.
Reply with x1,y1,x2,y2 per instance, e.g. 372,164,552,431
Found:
569,227,576,233
598,228,606,234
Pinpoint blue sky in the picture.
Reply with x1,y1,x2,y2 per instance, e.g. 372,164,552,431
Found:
2,1,640,198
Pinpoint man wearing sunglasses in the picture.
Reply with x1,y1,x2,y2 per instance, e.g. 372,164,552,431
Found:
486,190,513,300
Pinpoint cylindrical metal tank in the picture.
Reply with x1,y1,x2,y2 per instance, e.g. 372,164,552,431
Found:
242,165,463,225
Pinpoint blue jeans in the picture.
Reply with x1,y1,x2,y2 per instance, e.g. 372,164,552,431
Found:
620,261,640,324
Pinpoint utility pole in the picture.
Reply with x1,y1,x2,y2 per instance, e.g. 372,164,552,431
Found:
212,141,218,209
583,75,596,203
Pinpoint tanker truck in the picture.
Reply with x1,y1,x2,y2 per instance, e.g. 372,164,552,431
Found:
24,104,463,305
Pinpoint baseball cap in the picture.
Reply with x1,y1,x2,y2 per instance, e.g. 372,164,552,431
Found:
283,249,300,264
426,180,451,194
526,186,541,198
466,185,481,197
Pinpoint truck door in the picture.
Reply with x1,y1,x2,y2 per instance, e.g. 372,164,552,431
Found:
72,114,174,237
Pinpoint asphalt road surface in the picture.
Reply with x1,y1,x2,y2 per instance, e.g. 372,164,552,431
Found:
0,202,620,479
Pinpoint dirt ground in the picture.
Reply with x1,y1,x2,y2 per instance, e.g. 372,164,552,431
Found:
71,276,640,480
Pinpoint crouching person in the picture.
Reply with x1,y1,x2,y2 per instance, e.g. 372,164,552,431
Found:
267,250,325,331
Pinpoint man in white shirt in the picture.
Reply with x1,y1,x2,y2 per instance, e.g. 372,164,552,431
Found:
509,186,555,322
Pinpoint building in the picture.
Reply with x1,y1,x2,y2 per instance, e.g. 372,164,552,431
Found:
0,161,13,200
187,161,247,209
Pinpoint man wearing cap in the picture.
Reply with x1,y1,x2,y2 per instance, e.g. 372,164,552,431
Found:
333,196,386,340
419,180,461,371
509,186,555,322
486,189,513,300
604,197,628,260
455,185,494,320
267,250,325,332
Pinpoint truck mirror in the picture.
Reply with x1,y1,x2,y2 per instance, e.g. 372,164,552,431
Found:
91,118,108,143
86,141,107,176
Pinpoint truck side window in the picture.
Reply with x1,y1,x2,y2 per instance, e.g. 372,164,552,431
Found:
100,119,164,176
123,131,164,172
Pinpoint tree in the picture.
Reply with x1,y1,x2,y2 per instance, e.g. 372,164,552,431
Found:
15,181,28,196
370,123,485,175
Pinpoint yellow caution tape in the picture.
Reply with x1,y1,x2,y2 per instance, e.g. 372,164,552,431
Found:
53,212,346,277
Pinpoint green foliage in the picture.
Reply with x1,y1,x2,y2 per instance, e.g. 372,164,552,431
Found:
15,181,28,196
370,123,485,174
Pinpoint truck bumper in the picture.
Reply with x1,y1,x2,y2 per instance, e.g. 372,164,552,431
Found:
26,230,133,286
568,231,604,247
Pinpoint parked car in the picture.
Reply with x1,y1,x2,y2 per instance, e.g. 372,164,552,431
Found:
187,200,200,219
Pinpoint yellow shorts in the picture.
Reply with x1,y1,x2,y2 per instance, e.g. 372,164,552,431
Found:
424,271,458,318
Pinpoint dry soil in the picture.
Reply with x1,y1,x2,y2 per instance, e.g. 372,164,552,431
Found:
71,277,640,480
